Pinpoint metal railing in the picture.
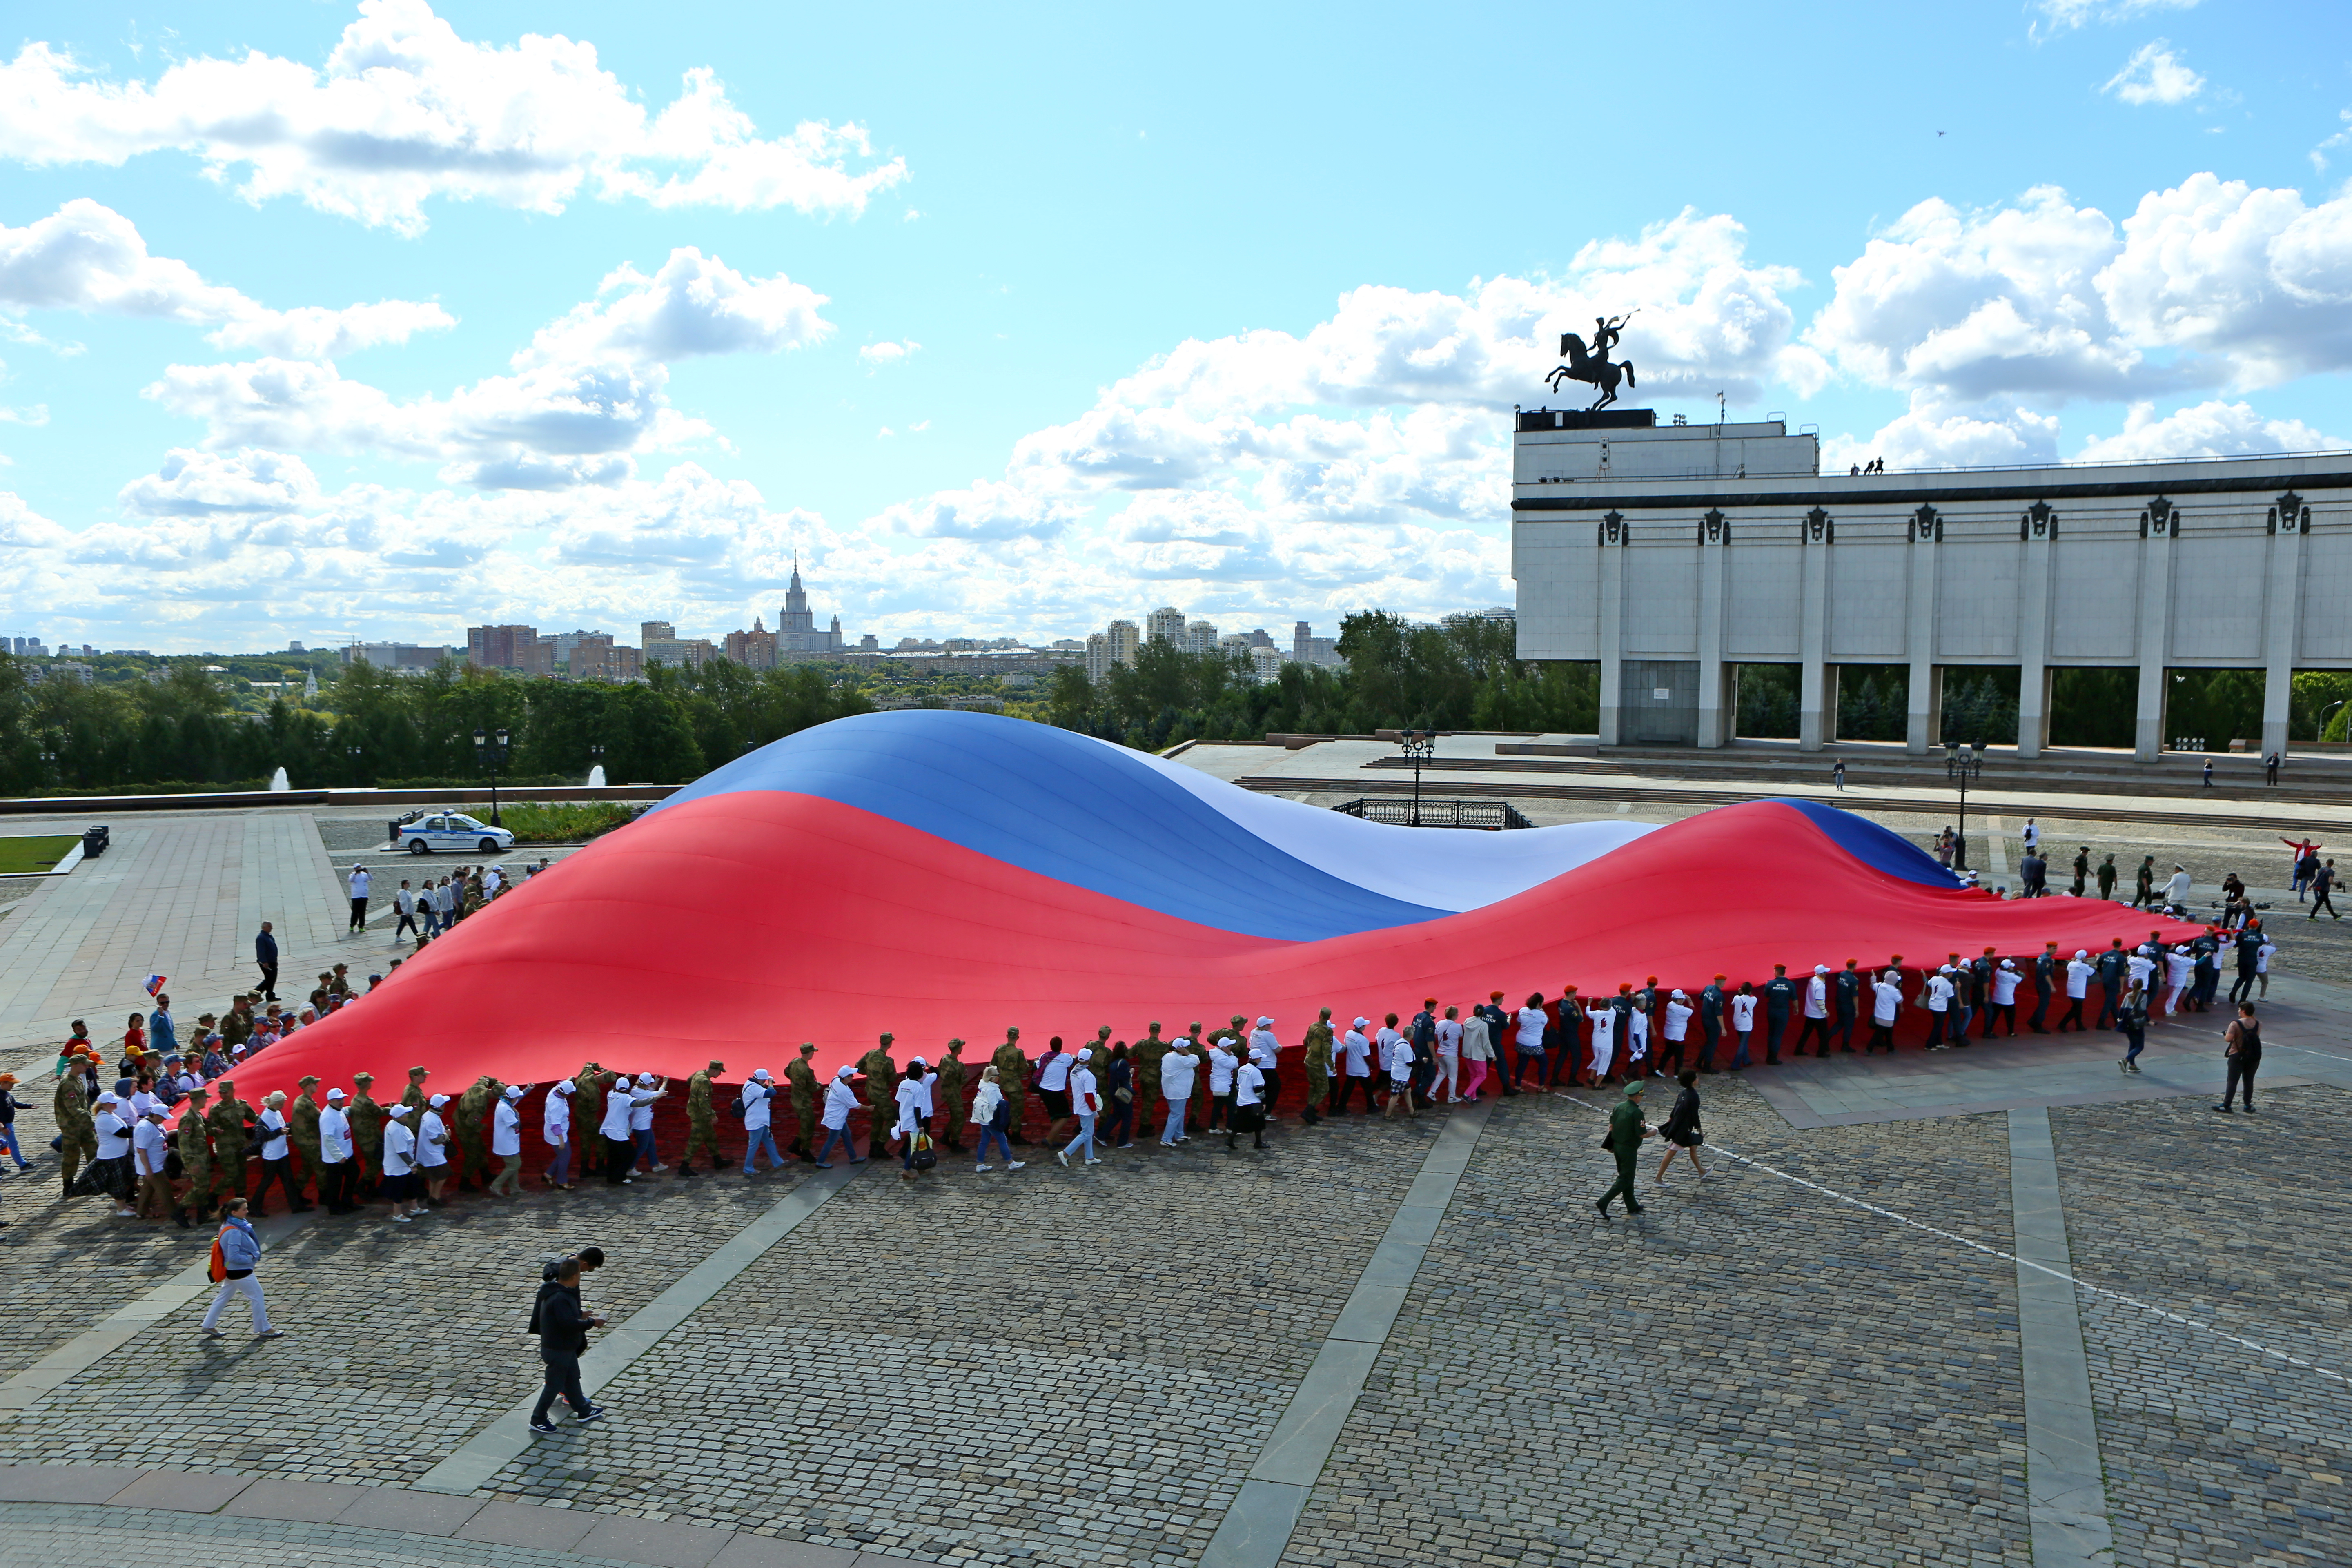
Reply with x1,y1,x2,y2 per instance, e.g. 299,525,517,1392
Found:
1333,797,1535,830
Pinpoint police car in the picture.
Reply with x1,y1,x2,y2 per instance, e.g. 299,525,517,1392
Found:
392,810,514,855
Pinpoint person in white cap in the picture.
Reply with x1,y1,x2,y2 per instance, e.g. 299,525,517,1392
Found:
1158,1038,1196,1145
1660,989,1694,1077
895,1058,936,1180
200,1196,281,1338
489,1084,528,1196
133,1105,174,1222
814,1065,864,1167
1989,958,2023,1037
740,1069,782,1176
417,1093,453,1206
1920,964,1956,1049
1057,1048,1102,1167
2163,943,2194,1015
543,1078,577,1189
1794,965,1832,1057
380,1103,422,1222
1229,1048,1267,1150
628,1071,666,1176
599,1075,651,1185
1867,970,1903,1053
1584,994,1617,1082
970,1065,1025,1171
317,1088,356,1214
1247,1018,1282,1119
2058,949,2095,1032
1329,1019,1372,1114
1207,1032,1241,1129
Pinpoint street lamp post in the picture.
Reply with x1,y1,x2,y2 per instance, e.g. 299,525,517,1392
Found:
345,743,362,786
473,726,510,827
1944,740,1983,874
1398,728,1437,827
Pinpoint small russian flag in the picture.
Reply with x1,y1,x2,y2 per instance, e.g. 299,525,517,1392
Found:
143,975,168,998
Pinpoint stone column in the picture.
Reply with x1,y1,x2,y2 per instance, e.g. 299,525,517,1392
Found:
1697,509,1728,748
1904,506,1942,753
1798,508,1832,751
1596,512,1626,746
2016,502,2057,757
2261,491,2309,760
2134,498,2179,762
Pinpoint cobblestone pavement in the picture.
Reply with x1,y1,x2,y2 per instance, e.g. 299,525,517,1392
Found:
480,1109,1439,1565
1276,1081,2034,1568
0,1502,657,1568
2053,1084,2352,1568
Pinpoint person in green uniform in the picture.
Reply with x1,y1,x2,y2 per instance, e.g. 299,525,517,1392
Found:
1300,1008,1334,1126
401,1065,431,1116
207,1080,252,1209
860,1033,900,1159
785,1045,820,1161
219,1000,253,1054
289,1075,323,1203
1130,1022,1169,1134
2096,853,2118,901
53,1065,96,1195
1595,1081,1652,1219
993,1029,1029,1145
175,1087,214,1221
681,1060,724,1178
454,1076,495,1189
572,1062,605,1147
349,1071,385,1199
935,1041,969,1151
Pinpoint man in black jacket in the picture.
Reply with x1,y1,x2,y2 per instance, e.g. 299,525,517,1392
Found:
1761,966,1798,1066
529,1255,607,1432
254,922,279,1002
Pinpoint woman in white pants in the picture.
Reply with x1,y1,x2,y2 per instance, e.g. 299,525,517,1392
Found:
1586,998,1617,1082
199,1197,281,1339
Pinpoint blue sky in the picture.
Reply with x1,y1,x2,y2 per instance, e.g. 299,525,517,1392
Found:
1,0,2349,653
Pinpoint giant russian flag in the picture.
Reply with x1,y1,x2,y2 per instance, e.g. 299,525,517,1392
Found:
233,710,2204,1098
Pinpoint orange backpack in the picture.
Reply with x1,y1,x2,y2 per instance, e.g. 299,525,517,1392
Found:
207,1227,231,1283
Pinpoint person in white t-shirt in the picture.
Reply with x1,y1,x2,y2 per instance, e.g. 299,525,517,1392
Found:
1057,1051,1101,1168
1206,1036,1240,1131
1229,1058,1268,1150
1036,1040,1076,1144
380,1102,422,1222
814,1066,864,1167
316,1088,355,1214
1433,1007,1463,1104
2163,944,2194,1014
1869,971,1904,1052
1921,966,1956,1049
1661,991,1694,1077
1512,997,1550,1094
2058,951,2095,1032
1334,1020,1374,1115
898,1060,940,1180
542,1079,577,1188
1383,1012,1417,1119
1586,997,1618,1082
1624,995,1651,1076
1795,966,1832,1057
628,1071,665,1175
489,1084,527,1197
1728,983,1758,1070
1989,958,2022,1036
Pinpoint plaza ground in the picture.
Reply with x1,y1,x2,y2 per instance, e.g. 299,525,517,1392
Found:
0,774,2343,1568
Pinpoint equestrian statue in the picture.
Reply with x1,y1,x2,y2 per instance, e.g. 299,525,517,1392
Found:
1546,312,1637,410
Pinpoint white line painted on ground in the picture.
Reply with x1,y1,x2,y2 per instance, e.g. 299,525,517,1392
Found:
1556,1090,2352,1390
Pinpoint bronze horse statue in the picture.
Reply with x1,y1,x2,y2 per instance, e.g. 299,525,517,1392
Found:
1546,314,1637,409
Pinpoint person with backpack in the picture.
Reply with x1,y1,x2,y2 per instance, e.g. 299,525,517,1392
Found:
739,1069,783,1176
527,1254,606,1434
199,1197,281,1339
970,1065,1023,1172
895,1059,936,1181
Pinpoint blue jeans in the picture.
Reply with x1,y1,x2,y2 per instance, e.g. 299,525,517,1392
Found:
815,1127,860,1165
742,1126,780,1173
974,1126,1013,1165
1063,1113,1096,1161
1162,1098,1188,1143
0,1124,25,1168
633,1126,657,1168
546,1142,571,1185
2120,1025,2145,1063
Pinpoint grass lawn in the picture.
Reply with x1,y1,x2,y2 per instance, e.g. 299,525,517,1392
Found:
487,802,642,844
0,835,81,874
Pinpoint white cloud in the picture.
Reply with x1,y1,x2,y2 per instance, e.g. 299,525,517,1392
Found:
2103,40,2204,106
2312,110,2352,173
0,1,907,235
2032,0,2197,38
858,340,920,366
118,448,321,515
2073,399,2345,462
143,247,826,488
0,199,451,358
1822,401,2062,472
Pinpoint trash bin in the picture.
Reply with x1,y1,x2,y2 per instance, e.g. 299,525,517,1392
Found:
81,826,109,858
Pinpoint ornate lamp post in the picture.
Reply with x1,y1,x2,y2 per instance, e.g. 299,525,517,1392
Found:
345,742,362,785
1398,728,1437,827
1944,740,1983,873
473,726,510,826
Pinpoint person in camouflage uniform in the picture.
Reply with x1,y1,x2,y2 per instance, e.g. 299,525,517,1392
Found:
454,1076,494,1189
207,1080,252,1208
53,1062,96,1195
349,1071,386,1199
176,1087,214,1220
572,1062,605,1147
992,1027,1029,1145
219,999,253,1054
935,1040,969,1151
682,1060,724,1178
289,1075,323,1201
1129,1022,1169,1132
860,1033,900,1159
1300,1008,1335,1126
784,1044,820,1161
401,1065,431,1116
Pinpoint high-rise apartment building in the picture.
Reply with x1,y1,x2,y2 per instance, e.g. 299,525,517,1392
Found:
1187,619,1218,654
1145,606,1186,645
1084,632,1113,683
723,617,780,670
467,624,539,670
641,620,676,645
1291,621,1344,668
1107,619,1140,668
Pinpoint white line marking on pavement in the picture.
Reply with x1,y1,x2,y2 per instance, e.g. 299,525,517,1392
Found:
1557,1091,2352,1390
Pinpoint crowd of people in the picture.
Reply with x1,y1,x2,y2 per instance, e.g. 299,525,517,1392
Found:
46,889,2280,1225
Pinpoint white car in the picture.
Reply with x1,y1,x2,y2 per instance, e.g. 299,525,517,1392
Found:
394,811,514,855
